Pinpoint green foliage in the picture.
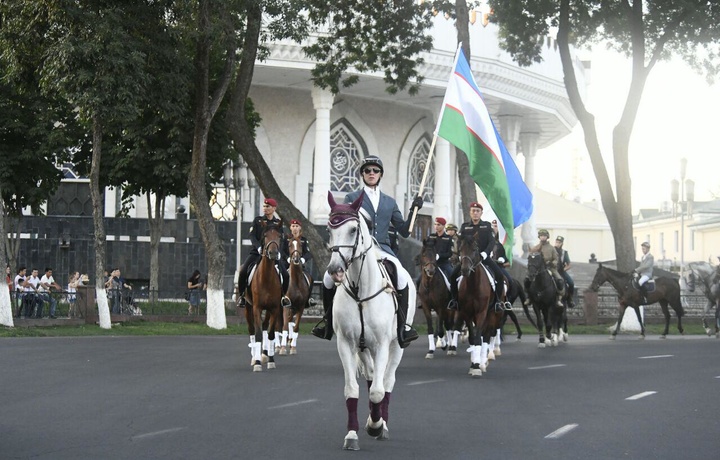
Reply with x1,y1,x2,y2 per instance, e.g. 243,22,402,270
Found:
302,0,434,95
490,0,720,80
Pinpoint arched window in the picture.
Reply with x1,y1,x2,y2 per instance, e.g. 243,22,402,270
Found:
330,121,367,193
408,136,434,203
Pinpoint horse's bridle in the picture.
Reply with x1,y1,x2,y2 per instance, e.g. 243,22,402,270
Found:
263,230,281,260
289,239,302,265
459,238,482,273
328,211,372,270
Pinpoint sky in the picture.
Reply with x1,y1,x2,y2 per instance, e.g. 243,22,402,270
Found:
534,47,720,213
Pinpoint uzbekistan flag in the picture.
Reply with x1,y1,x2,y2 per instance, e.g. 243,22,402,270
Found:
435,46,533,261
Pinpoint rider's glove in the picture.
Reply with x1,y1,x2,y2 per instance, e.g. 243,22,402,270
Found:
300,257,306,264
435,254,439,261
408,195,424,214
498,257,506,264
480,251,487,260
257,246,263,255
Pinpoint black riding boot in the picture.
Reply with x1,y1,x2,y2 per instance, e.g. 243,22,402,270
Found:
448,273,459,310
311,286,336,340
397,287,419,348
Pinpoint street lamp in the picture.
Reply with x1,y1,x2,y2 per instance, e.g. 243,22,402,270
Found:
223,160,247,294
670,158,695,274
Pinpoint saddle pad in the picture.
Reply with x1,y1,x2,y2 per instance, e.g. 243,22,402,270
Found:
439,270,452,291
248,264,283,286
456,265,496,292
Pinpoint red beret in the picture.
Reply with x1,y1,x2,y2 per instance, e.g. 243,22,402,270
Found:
469,202,483,210
263,198,277,207
435,217,447,226
290,219,301,226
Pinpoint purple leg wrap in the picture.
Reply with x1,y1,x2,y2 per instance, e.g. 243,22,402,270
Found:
381,392,391,422
366,380,373,411
346,398,359,432
370,401,382,423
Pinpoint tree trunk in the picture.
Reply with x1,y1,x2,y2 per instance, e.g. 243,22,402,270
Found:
90,115,111,329
147,193,164,303
0,190,13,327
189,0,236,329
556,0,642,271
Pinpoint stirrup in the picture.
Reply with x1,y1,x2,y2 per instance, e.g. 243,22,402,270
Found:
494,301,504,312
281,296,292,308
238,296,246,307
447,299,458,310
308,297,317,307
311,319,333,340
398,326,419,348
503,302,513,311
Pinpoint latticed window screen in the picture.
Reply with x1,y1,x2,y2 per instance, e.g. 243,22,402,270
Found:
330,123,365,193
408,137,434,203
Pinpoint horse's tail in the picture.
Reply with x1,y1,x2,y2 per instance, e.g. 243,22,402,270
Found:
671,279,686,317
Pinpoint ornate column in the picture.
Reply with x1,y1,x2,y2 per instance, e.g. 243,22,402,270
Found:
433,136,452,222
309,87,335,223
498,115,522,157
520,132,539,257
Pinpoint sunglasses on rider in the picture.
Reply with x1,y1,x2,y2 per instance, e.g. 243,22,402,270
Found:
363,168,381,174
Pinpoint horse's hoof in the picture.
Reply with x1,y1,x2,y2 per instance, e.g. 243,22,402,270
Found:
279,347,287,355
493,348,502,357
343,431,360,451
267,362,276,369
609,335,616,341
289,347,297,355
274,346,280,353
425,351,434,359
469,363,482,377
252,362,262,372
538,342,546,349
365,417,385,438
705,328,712,336
658,335,665,340
448,345,457,356
562,333,569,342
480,363,487,372
376,422,389,441
261,354,269,364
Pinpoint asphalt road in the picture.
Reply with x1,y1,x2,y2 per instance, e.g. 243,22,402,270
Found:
1,333,718,460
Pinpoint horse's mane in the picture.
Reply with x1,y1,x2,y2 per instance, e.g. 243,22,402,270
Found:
598,264,631,277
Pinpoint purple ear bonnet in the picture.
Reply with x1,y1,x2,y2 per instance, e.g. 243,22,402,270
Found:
327,191,363,229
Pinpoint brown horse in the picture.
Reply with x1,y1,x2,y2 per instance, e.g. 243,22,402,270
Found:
416,240,453,359
589,264,684,339
279,235,313,355
453,231,494,377
245,223,284,371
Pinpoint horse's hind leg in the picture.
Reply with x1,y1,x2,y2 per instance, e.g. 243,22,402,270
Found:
610,305,626,340
422,305,435,359
289,311,301,354
658,301,671,338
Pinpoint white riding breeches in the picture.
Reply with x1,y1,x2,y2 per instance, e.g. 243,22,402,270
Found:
323,248,410,290
638,275,650,286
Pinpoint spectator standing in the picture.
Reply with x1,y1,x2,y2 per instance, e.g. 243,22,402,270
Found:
5,265,12,293
67,271,82,318
187,270,204,315
14,267,28,318
39,267,63,319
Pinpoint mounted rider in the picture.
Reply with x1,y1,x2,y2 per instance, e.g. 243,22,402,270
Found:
554,235,576,308
634,241,654,303
312,155,423,348
449,201,507,311
526,229,565,307
490,220,513,310
423,217,454,279
237,198,291,309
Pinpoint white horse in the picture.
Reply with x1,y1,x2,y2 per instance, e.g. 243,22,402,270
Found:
326,192,415,451
684,261,720,337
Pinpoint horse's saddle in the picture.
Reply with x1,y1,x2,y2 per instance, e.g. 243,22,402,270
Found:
380,259,398,292
456,264,497,291
248,263,284,287
632,278,655,292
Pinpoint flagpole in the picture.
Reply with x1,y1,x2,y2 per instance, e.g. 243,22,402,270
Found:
408,133,439,233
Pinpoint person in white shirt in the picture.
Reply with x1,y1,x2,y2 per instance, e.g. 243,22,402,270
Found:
39,267,63,319
14,267,29,318
26,269,43,318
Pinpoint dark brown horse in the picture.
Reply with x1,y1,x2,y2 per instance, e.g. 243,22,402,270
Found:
589,264,684,339
279,235,313,355
454,231,494,377
245,223,284,371
416,240,453,359
525,253,565,347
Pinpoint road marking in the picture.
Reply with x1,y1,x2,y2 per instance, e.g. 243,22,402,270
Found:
407,379,445,386
132,427,185,440
638,354,673,359
626,391,657,400
529,364,566,370
545,424,578,439
269,399,317,409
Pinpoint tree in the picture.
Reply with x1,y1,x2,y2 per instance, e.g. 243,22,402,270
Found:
0,189,12,327
223,0,438,273
490,0,720,271
10,1,164,327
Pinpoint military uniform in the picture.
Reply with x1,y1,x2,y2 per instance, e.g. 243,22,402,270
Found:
424,232,454,277
528,230,565,307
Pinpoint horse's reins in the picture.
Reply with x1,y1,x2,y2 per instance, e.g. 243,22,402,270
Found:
328,209,394,351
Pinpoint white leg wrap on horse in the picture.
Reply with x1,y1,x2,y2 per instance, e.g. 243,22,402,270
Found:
266,339,275,357
481,342,489,366
428,334,436,351
469,345,480,364
262,330,269,351
250,342,261,361
281,330,288,347
291,331,299,346
452,330,460,348
288,322,295,335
